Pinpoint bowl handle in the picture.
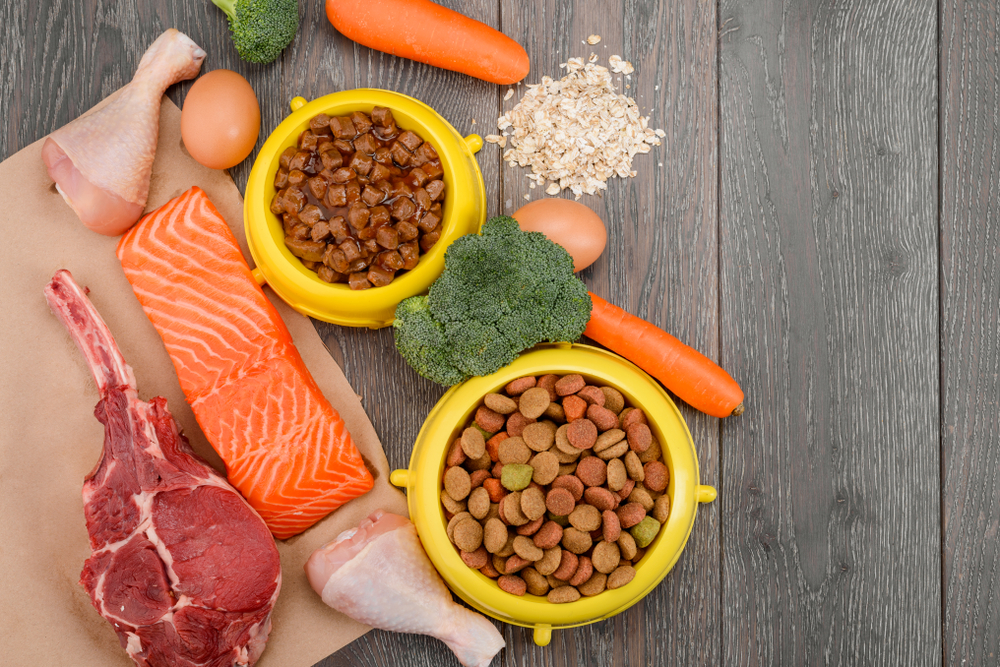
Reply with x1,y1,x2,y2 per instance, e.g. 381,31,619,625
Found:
464,134,483,154
290,96,308,112
532,624,552,646
389,469,409,488
251,268,267,286
697,485,718,503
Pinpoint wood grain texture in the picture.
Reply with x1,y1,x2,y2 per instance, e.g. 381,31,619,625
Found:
492,0,721,665
719,0,941,664
939,1,1000,665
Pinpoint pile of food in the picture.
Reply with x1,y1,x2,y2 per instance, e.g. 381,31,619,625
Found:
440,373,671,603
271,107,446,290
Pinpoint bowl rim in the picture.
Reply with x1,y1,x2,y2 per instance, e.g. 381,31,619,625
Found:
244,88,486,327
402,343,705,629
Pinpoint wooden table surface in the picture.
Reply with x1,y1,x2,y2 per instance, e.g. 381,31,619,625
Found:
3,0,997,665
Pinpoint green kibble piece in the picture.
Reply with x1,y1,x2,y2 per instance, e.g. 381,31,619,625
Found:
629,516,661,548
501,463,534,491
548,512,570,527
473,423,494,440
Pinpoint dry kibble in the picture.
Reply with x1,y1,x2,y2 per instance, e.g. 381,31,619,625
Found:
653,494,671,523
558,463,579,476
447,511,472,543
553,446,582,464
637,437,662,464
602,509,622,542
537,374,560,401
547,574,568,589
566,418,598,449
606,457,628,491
516,515,544,536
518,387,551,419
467,486,490,519
485,503,502,523
533,521,564,550
441,489,466,515
498,534,517,557
530,451,560,485
513,535,544,561
584,486,618,512
505,376,536,395
578,572,608,596
617,532,637,560
469,469,491,489
460,546,488,569
484,518,508,553
554,374,585,396
460,427,486,459
484,392,518,414
630,516,661,548
616,502,646,529
626,423,652,453
444,466,472,500
535,546,563,575
643,460,669,492
492,554,507,575
562,394,588,421
480,560,500,579
467,451,493,471
501,463,535,491
596,441,629,460
617,479,636,502
624,450,645,481
522,567,550,596
561,527,593,555
500,491,529,526
547,586,581,604
545,487,576,516
482,477,505,503
486,432,508,462
498,574,527,596
498,437,531,464
543,401,566,422
591,540,621,574
453,518,484,552
628,486,655,512
551,549,579,580
621,407,648,429
554,424,577,454
600,386,625,413
575,456,607,487
475,405,506,433
501,555,530,575
607,565,636,590
520,486,547,520
522,421,557,451
551,474,585,500
506,412,535,437
446,438,467,467
569,555,594,587
576,385,606,406
594,428,625,453
586,404,619,431
568,504,602,532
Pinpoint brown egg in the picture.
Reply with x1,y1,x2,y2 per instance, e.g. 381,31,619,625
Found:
513,199,607,272
181,69,260,170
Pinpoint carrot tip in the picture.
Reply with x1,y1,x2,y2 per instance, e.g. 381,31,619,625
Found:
730,403,745,417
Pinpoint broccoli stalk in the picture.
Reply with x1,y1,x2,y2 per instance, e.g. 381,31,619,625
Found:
392,216,592,385
210,0,298,64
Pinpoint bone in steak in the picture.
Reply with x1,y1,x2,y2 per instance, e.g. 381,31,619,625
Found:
45,269,282,667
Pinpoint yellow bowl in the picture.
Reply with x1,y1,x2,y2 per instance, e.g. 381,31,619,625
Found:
244,89,487,328
390,343,717,646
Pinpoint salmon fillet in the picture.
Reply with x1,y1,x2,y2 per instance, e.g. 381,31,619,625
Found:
117,186,374,539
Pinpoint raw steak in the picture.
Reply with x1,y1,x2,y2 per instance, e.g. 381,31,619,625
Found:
45,269,281,667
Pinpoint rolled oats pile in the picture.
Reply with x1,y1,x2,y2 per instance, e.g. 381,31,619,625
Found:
485,54,664,198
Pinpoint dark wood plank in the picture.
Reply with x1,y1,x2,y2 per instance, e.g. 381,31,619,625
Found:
940,1,1000,664
305,0,502,665
490,0,721,665
718,0,941,664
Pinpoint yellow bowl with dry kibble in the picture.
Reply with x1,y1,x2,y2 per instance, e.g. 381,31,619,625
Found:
390,343,716,646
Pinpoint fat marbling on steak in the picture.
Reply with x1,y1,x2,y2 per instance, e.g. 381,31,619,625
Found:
45,269,281,667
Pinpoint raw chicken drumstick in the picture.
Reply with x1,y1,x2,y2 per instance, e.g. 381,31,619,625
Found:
42,29,205,235
306,510,506,667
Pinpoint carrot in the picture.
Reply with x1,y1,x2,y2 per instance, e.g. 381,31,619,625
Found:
325,0,530,85
584,292,745,418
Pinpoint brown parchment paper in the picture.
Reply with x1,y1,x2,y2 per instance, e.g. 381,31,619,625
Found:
0,95,407,667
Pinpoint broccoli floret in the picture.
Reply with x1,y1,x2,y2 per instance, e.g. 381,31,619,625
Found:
392,216,592,386
211,0,298,64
